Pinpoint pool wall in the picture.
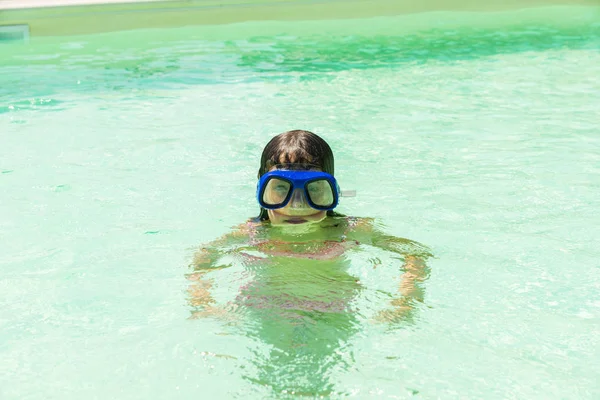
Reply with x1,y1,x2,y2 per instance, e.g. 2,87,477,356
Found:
1,0,597,37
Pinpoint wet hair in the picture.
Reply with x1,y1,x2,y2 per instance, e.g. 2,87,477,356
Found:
258,130,334,178
256,130,339,221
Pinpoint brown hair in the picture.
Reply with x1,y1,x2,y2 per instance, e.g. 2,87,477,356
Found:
258,130,334,178
256,130,338,221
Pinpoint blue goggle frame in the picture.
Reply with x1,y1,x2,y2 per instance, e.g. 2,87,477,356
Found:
257,170,340,211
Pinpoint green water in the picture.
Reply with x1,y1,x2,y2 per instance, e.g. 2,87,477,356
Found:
1,5,600,399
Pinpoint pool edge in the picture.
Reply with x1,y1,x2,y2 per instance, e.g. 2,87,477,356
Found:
1,0,598,37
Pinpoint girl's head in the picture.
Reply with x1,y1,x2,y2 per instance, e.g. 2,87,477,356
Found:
258,130,334,177
257,130,336,224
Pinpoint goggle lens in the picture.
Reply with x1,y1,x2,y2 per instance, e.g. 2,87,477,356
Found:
262,178,291,207
306,179,335,208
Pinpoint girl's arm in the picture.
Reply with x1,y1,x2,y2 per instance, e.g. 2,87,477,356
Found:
377,254,430,323
346,218,432,323
186,222,255,317
373,231,432,323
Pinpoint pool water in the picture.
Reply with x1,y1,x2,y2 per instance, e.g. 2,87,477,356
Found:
1,5,600,399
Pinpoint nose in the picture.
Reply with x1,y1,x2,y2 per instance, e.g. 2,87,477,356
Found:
289,188,309,208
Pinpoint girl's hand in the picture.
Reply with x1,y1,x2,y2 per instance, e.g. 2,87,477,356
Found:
372,304,412,324
189,303,241,323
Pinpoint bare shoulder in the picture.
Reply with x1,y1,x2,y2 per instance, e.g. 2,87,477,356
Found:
347,216,376,231
191,220,259,269
218,219,263,240
343,217,433,258
233,220,258,236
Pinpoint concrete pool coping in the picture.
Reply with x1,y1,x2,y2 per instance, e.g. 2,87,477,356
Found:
1,0,598,37
0,0,164,9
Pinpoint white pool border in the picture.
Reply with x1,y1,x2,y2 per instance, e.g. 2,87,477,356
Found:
0,0,163,9
0,0,597,37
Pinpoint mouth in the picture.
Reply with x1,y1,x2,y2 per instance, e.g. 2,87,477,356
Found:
285,218,307,224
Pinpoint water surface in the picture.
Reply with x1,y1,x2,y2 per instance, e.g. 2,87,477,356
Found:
1,6,599,399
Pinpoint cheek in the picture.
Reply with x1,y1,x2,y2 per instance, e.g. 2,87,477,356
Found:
306,211,327,221
267,209,284,223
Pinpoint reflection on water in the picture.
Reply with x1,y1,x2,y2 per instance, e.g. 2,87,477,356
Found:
187,217,432,396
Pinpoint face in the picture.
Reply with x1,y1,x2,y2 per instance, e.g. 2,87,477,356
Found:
265,166,328,225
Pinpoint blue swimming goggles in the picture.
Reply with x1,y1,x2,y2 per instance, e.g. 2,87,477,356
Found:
257,165,355,211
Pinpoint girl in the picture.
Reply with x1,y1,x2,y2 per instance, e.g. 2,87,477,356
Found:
187,130,432,395
187,129,432,323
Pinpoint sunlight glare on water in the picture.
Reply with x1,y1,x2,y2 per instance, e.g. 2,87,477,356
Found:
1,5,600,399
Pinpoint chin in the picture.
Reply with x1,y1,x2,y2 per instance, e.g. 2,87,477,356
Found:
269,210,327,225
